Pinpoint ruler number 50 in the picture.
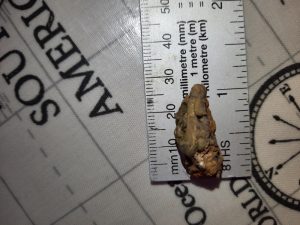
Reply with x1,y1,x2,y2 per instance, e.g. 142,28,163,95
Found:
212,2,223,10
160,0,170,14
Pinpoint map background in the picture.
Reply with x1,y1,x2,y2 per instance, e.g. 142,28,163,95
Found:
0,0,299,224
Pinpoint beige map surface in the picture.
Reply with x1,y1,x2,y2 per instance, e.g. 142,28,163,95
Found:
0,0,299,225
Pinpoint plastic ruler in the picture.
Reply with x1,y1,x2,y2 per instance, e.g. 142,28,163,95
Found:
140,0,251,181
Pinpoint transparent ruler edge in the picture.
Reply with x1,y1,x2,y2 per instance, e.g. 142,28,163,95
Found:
140,0,251,182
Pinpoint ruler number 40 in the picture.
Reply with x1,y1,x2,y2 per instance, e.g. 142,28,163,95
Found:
162,33,172,49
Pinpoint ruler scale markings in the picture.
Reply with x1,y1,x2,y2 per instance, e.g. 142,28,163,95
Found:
144,58,162,61
225,42,245,45
237,153,251,156
146,76,173,79
230,20,244,23
140,0,250,181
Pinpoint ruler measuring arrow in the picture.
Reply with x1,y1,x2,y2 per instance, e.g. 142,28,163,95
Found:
140,0,251,181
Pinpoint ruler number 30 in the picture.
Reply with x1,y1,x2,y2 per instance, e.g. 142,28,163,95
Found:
164,69,174,85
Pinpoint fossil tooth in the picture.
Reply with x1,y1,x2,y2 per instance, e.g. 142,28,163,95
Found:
174,84,223,177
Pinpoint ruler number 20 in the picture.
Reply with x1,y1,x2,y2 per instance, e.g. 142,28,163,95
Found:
166,104,175,119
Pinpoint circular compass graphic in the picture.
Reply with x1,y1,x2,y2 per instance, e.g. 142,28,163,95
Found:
250,63,300,211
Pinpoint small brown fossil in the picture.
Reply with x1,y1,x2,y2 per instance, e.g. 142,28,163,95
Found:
174,84,223,178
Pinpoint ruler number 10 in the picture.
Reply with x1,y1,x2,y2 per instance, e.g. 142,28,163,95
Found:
160,0,170,14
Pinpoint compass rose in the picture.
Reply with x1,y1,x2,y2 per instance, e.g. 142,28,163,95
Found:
251,63,300,211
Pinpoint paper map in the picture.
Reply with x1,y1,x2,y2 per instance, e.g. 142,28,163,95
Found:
0,0,299,224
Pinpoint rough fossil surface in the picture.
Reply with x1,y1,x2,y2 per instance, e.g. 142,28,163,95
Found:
174,84,223,178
